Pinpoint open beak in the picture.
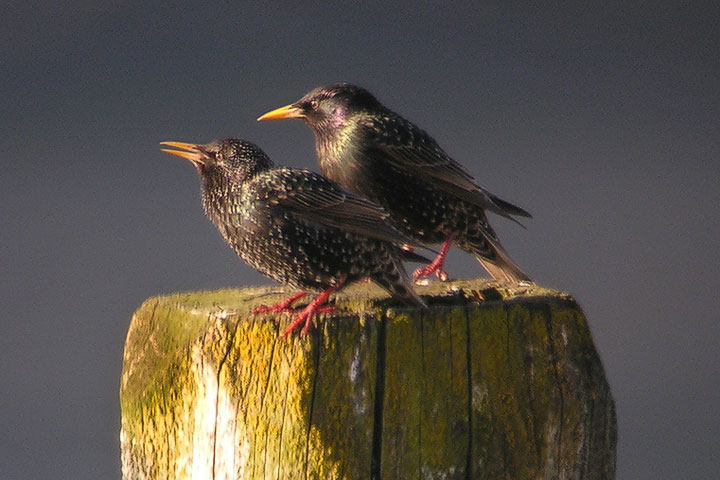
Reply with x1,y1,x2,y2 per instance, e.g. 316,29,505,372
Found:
160,141,206,167
257,104,304,121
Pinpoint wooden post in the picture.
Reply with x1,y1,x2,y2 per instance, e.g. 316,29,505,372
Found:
120,279,616,479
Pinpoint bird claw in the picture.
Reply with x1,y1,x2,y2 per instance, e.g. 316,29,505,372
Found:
282,312,312,337
252,292,307,315
413,265,449,282
412,233,455,283
281,304,339,337
314,305,338,315
436,268,449,282
280,278,346,338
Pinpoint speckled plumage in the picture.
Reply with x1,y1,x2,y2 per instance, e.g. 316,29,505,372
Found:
161,138,424,335
258,83,533,283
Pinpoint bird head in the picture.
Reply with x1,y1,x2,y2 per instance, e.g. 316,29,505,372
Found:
160,138,273,183
257,83,380,133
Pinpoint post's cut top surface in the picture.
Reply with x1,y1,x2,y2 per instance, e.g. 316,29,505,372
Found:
139,278,573,316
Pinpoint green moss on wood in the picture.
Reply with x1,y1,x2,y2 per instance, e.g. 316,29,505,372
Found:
120,279,616,479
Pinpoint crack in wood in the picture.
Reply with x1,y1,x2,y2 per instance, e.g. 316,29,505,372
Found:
370,311,387,480
418,310,425,475
211,311,241,479
542,303,566,479
464,307,473,480
304,334,321,480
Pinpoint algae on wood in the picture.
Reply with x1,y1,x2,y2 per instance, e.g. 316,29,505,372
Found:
120,279,616,479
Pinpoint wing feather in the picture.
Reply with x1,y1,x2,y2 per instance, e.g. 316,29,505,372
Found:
263,168,425,247
363,115,532,222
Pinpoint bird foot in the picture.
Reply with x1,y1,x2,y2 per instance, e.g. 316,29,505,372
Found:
280,278,346,337
282,304,337,337
252,292,307,315
412,233,455,283
313,305,338,315
413,264,449,282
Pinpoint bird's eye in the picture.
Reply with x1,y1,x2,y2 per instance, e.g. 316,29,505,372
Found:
309,99,319,110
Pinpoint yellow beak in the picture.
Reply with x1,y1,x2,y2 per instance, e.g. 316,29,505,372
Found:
257,104,304,121
160,141,204,165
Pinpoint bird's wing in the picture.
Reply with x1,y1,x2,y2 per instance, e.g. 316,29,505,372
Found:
363,116,532,221
365,116,480,188
266,169,424,247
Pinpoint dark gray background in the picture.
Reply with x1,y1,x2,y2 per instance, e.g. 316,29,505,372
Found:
2,2,718,478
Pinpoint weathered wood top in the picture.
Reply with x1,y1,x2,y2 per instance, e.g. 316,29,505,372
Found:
120,279,616,479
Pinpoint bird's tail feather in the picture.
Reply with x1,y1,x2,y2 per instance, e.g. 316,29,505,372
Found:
487,193,533,218
389,281,426,307
468,236,533,284
477,256,533,283
375,266,426,308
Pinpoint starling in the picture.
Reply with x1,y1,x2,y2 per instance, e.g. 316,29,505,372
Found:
258,83,533,283
160,138,426,336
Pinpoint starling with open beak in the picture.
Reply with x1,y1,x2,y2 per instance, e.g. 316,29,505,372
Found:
258,83,533,283
161,138,425,336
